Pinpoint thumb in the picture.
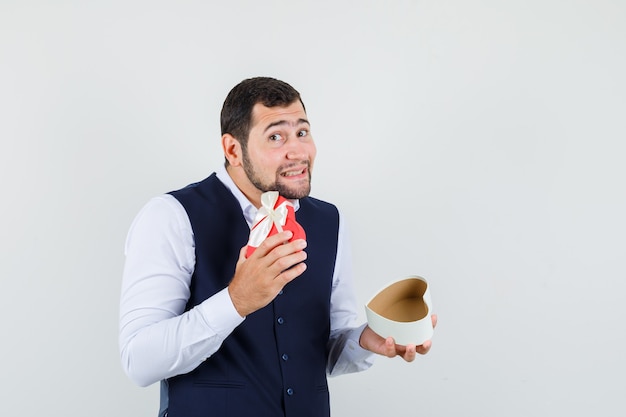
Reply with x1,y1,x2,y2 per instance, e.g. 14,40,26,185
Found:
237,246,248,265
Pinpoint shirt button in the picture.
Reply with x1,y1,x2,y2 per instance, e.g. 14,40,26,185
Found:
281,353,289,361
286,388,294,396
277,317,284,325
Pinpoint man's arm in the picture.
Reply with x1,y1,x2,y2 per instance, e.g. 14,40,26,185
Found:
118,195,244,387
326,212,377,376
326,212,437,374
119,195,309,386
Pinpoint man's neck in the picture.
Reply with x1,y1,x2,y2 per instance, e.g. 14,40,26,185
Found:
225,164,262,208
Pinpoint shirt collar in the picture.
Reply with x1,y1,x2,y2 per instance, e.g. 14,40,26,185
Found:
215,164,300,228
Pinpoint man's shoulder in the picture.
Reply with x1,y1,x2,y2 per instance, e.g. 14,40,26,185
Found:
299,196,339,219
168,173,243,222
168,173,219,196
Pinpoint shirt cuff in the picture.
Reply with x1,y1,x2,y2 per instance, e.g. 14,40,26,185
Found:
343,323,377,363
195,287,245,338
327,323,377,376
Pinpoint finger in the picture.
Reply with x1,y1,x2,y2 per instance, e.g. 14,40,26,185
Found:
402,344,417,362
383,337,397,358
269,238,307,260
236,246,248,266
431,314,438,329
252,231,295,258
270,244,307,272
416,339,432,355
272,261,307,291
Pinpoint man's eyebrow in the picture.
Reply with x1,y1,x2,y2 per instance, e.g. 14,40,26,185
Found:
263,118,310,133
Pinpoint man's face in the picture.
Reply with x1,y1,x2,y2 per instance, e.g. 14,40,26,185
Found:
241,101,316,199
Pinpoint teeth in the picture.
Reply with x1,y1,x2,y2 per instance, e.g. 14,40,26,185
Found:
283,170,303,177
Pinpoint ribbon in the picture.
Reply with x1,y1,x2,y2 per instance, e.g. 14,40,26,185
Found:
247,191,290,249
246,191,307,258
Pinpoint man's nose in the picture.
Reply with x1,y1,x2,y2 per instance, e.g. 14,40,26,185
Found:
286,149,307,160
286,139,308,160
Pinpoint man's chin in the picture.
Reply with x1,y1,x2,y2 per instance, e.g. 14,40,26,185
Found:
276,184,311,200
278,190,310,200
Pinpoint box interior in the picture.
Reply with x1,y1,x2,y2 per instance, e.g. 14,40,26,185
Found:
367,278,428,322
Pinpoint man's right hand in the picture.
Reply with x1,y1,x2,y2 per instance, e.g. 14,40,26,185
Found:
228,230,307,317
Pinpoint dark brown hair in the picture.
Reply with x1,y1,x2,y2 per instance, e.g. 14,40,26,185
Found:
220,77,305,151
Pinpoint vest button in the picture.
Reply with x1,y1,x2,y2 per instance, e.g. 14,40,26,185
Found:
281,353,289,361
277,317,284,325
286,388,294,396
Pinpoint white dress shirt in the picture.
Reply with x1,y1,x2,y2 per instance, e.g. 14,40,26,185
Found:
119,166,375,387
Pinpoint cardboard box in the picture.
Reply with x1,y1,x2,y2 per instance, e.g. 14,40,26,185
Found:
365,276,433,346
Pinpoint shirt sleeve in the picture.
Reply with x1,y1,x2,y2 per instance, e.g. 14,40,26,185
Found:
326,211,377,376
118,195,245,387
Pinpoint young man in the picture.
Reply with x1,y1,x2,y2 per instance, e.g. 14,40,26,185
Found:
119,77,435,417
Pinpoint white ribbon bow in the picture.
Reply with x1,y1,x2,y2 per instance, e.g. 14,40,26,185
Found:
248,191,292,248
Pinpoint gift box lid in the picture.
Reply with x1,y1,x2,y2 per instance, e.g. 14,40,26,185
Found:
365,276,433,346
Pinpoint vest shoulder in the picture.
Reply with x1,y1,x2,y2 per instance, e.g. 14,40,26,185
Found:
300,196,338,214
168,174,227,203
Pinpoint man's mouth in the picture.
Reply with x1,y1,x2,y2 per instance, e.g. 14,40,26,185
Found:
280,166,307,177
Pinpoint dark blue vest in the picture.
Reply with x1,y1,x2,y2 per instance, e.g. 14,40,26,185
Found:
166,173,339,417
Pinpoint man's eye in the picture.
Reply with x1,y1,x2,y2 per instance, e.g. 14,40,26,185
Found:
269,134,283,141
297,130,308,137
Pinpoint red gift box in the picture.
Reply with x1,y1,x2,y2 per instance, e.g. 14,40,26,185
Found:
245,191,306,258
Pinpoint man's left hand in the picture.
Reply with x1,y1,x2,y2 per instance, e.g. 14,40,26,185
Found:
359,314,437,362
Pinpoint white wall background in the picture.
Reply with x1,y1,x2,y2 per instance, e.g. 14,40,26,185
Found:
1,1,625,415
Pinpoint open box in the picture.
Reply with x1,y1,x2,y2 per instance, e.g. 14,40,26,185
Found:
365,276,433,346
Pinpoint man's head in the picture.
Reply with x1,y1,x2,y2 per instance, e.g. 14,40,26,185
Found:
221,77,306,154
221,77,316,206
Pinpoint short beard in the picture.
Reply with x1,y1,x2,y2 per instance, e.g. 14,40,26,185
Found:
242,148,311,199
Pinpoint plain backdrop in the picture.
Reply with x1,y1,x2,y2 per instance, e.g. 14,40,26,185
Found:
1,1,625,416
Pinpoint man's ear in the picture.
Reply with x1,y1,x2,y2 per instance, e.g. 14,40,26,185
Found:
222,134,243,167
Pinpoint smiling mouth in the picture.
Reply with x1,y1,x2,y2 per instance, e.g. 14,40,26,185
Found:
280,166,308,177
